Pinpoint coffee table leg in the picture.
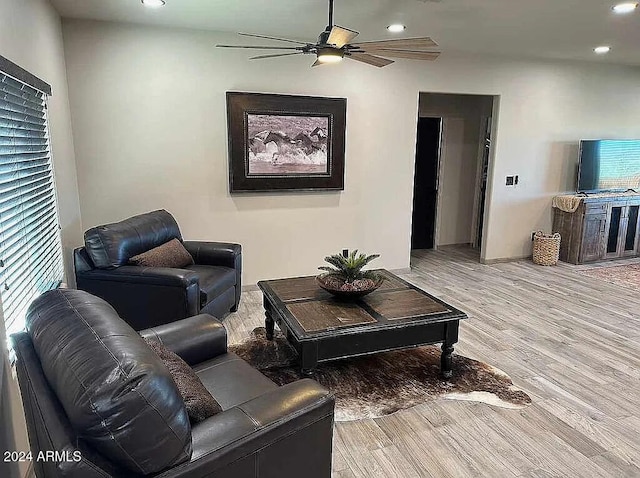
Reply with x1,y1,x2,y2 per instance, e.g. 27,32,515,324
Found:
441,342,454,379
300,343,318,377
265,310,275,341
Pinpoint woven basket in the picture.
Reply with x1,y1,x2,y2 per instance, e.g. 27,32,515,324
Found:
532,231,561,266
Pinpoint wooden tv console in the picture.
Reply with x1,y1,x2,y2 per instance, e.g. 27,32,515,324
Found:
552,192,640,264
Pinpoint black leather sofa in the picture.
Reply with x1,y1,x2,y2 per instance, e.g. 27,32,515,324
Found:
74,210,242,330
12,289,335,478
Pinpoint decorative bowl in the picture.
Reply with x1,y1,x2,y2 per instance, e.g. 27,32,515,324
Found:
316,274,385,300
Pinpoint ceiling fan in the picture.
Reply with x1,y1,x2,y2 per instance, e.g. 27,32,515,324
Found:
216,0,441,68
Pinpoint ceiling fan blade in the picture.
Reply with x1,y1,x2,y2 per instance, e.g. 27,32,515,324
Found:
351,37,438,50
238,32,309,45
217,45,302,50
327,25,359,48
348,53,394,68
250,52,304,60
361,49,441,61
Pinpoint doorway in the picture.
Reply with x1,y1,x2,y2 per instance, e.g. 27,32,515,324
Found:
411,117,442,250
410,93,496,260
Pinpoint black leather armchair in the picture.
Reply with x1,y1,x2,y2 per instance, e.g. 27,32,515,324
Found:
12,289,335,478
74,210,242,330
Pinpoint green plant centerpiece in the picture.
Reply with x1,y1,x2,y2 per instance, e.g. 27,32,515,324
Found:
316,250,384,299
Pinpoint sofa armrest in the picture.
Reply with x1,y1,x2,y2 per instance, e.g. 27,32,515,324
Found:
77,265,199,288
184,241,242,312
236,379,333,429
169,379,334,477
183,241,241,270
75,266,201,330
139,314,227,364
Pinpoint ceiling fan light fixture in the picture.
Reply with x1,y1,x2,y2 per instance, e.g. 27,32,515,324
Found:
216,0,441,69
387,24,407,33
612,2,638,13
317,48,344,63
141,0,166,8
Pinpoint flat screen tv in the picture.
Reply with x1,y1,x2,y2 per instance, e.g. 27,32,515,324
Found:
577,139,640,193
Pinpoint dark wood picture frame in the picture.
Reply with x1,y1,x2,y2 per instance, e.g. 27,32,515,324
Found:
227,92,346,192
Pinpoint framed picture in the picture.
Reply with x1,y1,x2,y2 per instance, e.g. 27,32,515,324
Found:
226,92,346,192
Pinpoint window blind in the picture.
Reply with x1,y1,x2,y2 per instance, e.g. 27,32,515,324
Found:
0,72,63,344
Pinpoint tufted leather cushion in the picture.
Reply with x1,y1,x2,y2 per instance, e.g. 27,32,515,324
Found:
84,210,182,269
25,289,192,474
144,338,222,423
129,238,194,268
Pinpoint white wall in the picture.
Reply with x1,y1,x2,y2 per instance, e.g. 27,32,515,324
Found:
0,1,82,476
438,117,480,246
0,316,20,478
62,20,640,283
419,94,493,247
0,326,28,478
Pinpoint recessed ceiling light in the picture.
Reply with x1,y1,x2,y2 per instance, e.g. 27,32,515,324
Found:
594,46,611,54
141,0,166,7
612,2,638,14
387,24,407,33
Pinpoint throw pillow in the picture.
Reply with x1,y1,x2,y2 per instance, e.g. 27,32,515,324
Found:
144,338,222,423
129,238,194,268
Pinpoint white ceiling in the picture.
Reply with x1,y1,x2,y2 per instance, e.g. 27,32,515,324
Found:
49,0,640,66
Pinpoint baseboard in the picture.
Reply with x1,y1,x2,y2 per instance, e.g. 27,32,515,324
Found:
436,243,473,249
480,255,532,265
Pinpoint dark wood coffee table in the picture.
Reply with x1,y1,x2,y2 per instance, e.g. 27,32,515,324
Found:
257,270,467,378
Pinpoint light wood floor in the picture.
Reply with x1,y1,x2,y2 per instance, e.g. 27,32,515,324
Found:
225,246,640,478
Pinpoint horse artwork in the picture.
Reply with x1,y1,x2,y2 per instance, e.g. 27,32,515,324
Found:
246,114,329,176
227,92,346,192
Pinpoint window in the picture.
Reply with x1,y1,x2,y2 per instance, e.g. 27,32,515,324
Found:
0,70,63,346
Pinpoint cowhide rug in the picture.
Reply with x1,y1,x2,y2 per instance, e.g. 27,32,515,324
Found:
229,327,531,422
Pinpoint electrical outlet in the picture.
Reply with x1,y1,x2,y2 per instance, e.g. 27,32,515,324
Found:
531,232,536,241
342,249,349,257
506,176,515,186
